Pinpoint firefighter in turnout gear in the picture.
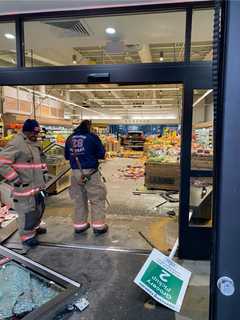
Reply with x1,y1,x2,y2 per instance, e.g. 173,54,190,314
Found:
65,120,108,235
0,119,47,247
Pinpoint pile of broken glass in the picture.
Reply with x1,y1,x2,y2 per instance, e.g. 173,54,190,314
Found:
0,259,62,319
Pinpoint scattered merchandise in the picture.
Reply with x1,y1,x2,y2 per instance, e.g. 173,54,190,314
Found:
138,231,155,248
0,205,13,225
118,164,145,179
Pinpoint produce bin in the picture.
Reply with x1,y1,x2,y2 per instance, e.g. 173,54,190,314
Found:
192,157,213,170
0,216,18,243
145,161,180,191
46,159,71,194
44,143,71,194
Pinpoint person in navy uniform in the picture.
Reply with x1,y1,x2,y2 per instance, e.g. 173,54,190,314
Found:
65,120,108,235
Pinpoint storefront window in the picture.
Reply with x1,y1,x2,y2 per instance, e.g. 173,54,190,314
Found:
191,9,214,61
191,89,213,171
24,11,186,67
189,89,213,227
0,22,16,67
189,176,213,227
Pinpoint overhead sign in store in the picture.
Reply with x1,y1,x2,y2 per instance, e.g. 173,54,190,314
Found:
134,249,191,312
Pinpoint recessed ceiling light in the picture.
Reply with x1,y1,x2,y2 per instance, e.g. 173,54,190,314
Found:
105,27,116,35
4,33,15,40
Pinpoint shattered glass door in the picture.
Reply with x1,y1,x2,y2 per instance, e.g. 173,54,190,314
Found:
0,255,64,319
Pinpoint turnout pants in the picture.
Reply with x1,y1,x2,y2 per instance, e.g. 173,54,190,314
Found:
13,192,45,242
69,169,107,231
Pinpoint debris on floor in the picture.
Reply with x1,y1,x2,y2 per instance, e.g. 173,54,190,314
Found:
138,231,155,248
0,260,61,319
118,164,145,179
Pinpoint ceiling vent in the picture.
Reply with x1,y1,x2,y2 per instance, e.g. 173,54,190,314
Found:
45,20,92,37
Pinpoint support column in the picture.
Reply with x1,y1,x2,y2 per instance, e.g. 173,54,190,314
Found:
211,1,240,319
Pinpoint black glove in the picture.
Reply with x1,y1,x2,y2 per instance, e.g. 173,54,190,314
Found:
43,170,49,183
12,176,22,187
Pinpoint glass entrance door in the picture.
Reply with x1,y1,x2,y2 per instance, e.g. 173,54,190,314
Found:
179,87,213,260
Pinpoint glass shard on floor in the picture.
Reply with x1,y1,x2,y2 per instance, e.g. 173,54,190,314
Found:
0,257,63,319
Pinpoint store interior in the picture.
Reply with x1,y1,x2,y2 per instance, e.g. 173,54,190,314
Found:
0,6,216,319
0,83,213,253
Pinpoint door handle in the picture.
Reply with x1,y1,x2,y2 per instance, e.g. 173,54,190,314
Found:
217,276,235,296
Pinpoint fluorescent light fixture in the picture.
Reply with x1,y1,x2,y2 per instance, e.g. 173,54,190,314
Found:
105,27,116,35
131,115,177,120
109,108,174,112
4,33,15,40
116,111,176,114
82,115,122,120
101,104,174,107
193,89,213,107
18,86,104,116
88,99,175,102
69,88,180,92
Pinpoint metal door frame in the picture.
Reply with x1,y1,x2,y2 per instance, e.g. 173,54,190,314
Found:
0,1,214,260
210,0,240,319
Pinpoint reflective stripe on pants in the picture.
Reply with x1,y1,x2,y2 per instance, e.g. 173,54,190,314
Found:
14,192,45,239
69,170,107,227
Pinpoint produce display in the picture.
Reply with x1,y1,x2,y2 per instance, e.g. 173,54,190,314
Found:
119,149,144,159
191,129,213,168
0,134,15,148
145,132,181,164
43,126,72,144
100,135,120,153
144,128,213,167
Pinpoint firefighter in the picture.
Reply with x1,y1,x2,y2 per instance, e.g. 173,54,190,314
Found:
65,120,108,235
0,119,48,247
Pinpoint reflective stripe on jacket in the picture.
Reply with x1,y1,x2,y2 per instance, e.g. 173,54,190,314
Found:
0,132,46,197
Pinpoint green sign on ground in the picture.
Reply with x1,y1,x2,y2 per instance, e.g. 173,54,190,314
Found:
134,249,191,312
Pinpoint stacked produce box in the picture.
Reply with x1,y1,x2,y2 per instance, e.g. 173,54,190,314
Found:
101,135,120,158
45,145,71,194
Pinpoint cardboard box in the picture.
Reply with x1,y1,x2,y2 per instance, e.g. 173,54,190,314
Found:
47,172,71,194
46,158,71,194
192,158,213,170
0,217,18,243
145,161,180,191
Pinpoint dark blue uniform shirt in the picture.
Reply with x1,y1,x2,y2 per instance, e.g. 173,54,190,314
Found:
64,133,105,169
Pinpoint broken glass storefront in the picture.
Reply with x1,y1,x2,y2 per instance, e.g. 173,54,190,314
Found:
0,246,80,320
